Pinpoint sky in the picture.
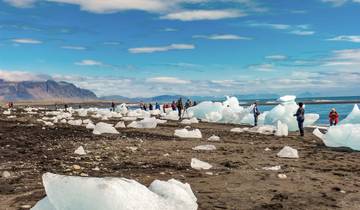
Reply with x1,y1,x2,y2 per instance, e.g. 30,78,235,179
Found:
0,0,359,98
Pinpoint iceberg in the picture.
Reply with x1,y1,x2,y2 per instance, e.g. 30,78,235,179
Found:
174,128,202,139
93,122,119,135
316,124,360,151
31,173,197,210
190,158,212,170
340,104,360,124
264,95,319,131
115,103,128,115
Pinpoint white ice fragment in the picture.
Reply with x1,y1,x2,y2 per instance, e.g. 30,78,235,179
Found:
3,110,11,115
82,119,92,124
191,158,212,170
207,135,220,141
31,173,198,210
92,122,119,135
174,128,202,139
68,119,83,126
321,124,360,151
161,111,179,121
313,128,324,140
86,122,95,130
340,104,360,124
275,121,288,137
156,119,167,124
127,118,157,129
262,166,281,171
74,146,86,155
278,174,287,179
180,118,199,125
115,103,128,115
60,119,67,124
192,145,216,151
230,127,246,133
43,121,54,126
122,117,138,121
115,121,126,128
277,146,299,159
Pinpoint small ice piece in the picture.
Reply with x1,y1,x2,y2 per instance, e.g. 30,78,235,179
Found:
122,117,138,121
313,128,324,140
115,121,126,128
74,146,86,155
275,121,288,137
93,122,119,135
321,124,360,151
82,119,92,124
278,174,287,179
43,121,54,126
191,158,212,170
86,122,95,130
262,166,281,171
31,173,198,210
230,128,245,133
180,118,199,125
340,104,360,124
192,145,216,151
264,147,271,151
7,115,16,119
277,146,299,159
60,119,67,124
156,119,167,124
68,119,83,126
207,135,220,141
127,118,157,129
174,128,202,139
161,111,179,121
3,110,11,115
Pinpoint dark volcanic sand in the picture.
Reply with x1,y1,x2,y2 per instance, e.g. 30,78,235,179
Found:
1,108,360,210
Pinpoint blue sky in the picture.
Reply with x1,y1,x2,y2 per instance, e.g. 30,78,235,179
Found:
0,0,359,97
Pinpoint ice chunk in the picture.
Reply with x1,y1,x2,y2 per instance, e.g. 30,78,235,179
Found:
115,121,126,128
127,118,157,129
60,119,67,124
156,119,167,124
161,111,179,121
31,173,197,210
262,166,281,171
230,127,247,133
313,128,324,140
277,146,299,159
265,96,319,131
340,104,360,124
68,119,83,126
3,110,11,115
192,145,216,151
122,117,137,121
93,122,119,135
86,122,95,130
115,103,128,115
191,158,212,170
180,118,199,125
83,119,92,124
74,146,86,155
320,124,360,151
174,128,202,139
275,121,288,137
207,135,220,141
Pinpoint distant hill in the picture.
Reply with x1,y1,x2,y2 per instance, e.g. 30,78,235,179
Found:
0,79,97,101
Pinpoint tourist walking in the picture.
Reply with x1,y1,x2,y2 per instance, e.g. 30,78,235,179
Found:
252,102,260,126
176,98,184,119
294,102,305,136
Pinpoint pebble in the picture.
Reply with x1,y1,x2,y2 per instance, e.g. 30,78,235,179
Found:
72,165,81,170
92,167,100,171
20,204,32,209
80,173,89,177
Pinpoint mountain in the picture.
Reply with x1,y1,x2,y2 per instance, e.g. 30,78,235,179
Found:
0,79,97,101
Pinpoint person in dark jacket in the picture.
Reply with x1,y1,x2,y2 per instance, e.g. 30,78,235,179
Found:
155,102,160,110
176,98,184,119
252,102,260,126
294,102,305,136
149,103,153,111
111,102,115,112
329,108,339,126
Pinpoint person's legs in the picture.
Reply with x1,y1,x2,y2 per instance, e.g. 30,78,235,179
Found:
299,120,304,136
330,120,333,126
254,116,258,126
178,108,182,119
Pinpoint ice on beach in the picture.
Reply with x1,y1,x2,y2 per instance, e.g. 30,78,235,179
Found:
191,158,212,170
93,122,119,135
122,116,138,121
207,135,220,141
192,145,216,151
277,146,299,159
7,115,16,119
156,119,167,124
68,119,83,126
77,109,88,117
313,128,325,140
86,122,95,130
262,166,281,171
115,103,128,115
31,173,198,210
115,121,126,128
174,128,202,139
74,146,86,155
275,121,288,137
264,95,319,131
230,127,247,133
161,111,179,121
315,124,360,151
60,119,67,124
83,119,92,124
127,118,157,129
3,110,11,115
181,118,199,125
340,104,360,124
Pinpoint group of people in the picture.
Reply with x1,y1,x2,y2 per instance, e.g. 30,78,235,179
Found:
252,102,340,137
139,102,161,111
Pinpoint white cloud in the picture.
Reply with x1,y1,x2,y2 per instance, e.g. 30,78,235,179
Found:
3,0,36,8
0,69,50,81
249,23,290,30
289,30,315,36
321,0,348,6
265,55,287,60
248,64,275,72
162,28,178,32
61,45,87,50
322,49,360,68
75,59,103,66
193,34,252,40
11,38,42,44
146,76,191,84
327,35,360,43
160,10,246,21
129,44,195,54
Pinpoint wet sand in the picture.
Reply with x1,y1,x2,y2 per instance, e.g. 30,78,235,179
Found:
1,108,360,210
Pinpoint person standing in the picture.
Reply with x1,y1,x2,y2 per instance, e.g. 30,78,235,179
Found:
155,102,160,110
176,98,184,119
171,101,177,111
294,102,305,136
149,103,153,111
252,102,260,126
329,108,339,126
111,102,115,112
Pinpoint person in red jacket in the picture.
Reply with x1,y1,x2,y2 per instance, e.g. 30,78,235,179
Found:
329,108,339,126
